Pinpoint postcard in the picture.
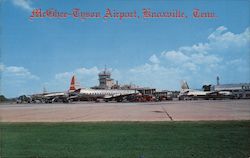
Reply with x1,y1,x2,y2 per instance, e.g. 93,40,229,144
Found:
1,1,250,158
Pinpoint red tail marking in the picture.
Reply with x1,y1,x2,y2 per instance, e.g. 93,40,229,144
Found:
69,75,76,91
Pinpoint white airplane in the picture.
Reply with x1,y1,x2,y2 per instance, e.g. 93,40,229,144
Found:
72,76,140,102
42,76,79,102
17,76,79,103
178,81,233,100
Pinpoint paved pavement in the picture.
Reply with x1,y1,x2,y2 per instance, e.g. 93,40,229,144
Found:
1,100,250,122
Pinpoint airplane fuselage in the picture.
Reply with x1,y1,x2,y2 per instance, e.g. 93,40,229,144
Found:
78,88,139,99
179,89,233,100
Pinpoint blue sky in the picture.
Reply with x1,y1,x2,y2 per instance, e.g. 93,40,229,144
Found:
1,0,250,97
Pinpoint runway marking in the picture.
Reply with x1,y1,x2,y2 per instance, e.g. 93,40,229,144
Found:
161,106,173,121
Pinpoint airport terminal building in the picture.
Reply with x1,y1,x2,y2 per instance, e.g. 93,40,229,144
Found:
213,83,250,99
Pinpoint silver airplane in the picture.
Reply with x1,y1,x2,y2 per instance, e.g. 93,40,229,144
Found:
72,76,140,102
178,81,233,100
17,76,78,103
42,76,79,102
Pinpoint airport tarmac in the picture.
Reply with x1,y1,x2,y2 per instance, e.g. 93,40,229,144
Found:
0,100,250,122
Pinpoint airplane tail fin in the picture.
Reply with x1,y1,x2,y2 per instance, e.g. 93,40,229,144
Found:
69,75,81,92
181,80,189,90
69,75,76,91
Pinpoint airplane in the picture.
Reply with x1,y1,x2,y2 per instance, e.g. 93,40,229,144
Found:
40,76,79,103
17,76,78,103
178,80,234,100
72,76,141,102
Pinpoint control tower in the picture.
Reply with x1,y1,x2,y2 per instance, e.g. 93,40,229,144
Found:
216,76,220,85
98,67,115,89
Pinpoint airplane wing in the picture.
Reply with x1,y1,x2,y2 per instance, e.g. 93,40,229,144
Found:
205,90,233,96
104,93,121,99
43,92,66,97
103,92,140,101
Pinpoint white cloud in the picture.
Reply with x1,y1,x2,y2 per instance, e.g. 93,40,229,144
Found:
1,64,40,97
55,67,100,81
161,48,221,70
179,43,210,54
49,66,101,91
162,50,189,63
225,58,250,73
149,54,160,64
226,59,243,65
161,26,249,71
217,26,227,32
75,67,100,76
11,0,33,11
1,64,39,80
190,53,221,65
127,26,250,90
183,62,197,72
208,27,250,49
128,63,183,90
208,26,228,41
